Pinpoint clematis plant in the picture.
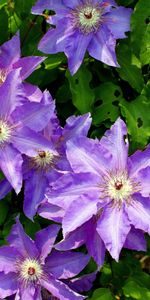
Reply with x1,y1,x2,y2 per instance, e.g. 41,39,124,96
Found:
32,0,132,74
0,218,90,299
45,118,150,261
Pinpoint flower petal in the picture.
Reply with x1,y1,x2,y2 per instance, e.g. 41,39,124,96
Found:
0,144,23,194
106,7,132,39
135,167,150,197
0,178,12,200
97,204,131,261
46,250,89,279
35,224,60,262
66,137,111,175
0,246,20,274
46,172,100,209
12,101,53,132
100,117,128,170
86,219,105,267
88,25,119,67
24,172,49,220
63,195,98,237
63,113,92,142
0,33,20,69
66,272,96,293
12,126,57,157
41,275,85,300
65,32,92,75
126,194,150,235
129,145,150,177
7,218,39,258
124,227,146,251
13,56,46,80
0,69,25,118
32,0,64,15
22,82,43,103
38,201,64,223
0,272,17,299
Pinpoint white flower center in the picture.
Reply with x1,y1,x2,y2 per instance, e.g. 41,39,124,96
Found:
32,150,55,170
107,172,133,202
20,258,43,282
72,3,101,34
0,120,11,145
0,69,7,85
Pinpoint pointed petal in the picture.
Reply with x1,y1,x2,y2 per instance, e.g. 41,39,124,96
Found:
7,218,39,258
0,33,20,69
32,0,64,15
24,172,48,220
22,82,43,102
63,113,92,142
129,145,150,177
124,227,146,251
0,69,25,118
38,201,64,223
106,7,132,39
63,0,82,8
135,167,150,197
46,250,89,279
65,32,92,75
46,172,100,209
55,223,86,251
86,219,105,267
0,178,12,199
88,25,119,67
66,272,96,293
0,144,23,194
12,102,53,132
126,194,150,235
35,224,60,262
63,195,98,237
13,56,46,80
97,204,131,261
41,275,85,300
100,117,128,170
0,246,20,273
66,137,111,175
12,126,57,157
0,272,17,299
19,286,37,300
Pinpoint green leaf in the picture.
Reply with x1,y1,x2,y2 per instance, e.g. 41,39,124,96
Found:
117,41,144,93
123,278,150,300
44,53,65,70
120,95,150,149
140,24,150,65
90,288,114,300
93,82,121,125
0,7,8,44
66,66,95,113
131,0,150,57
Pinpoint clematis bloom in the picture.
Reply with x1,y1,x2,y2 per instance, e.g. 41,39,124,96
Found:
0,218,90,299
45,118,150,261
32,0,132,74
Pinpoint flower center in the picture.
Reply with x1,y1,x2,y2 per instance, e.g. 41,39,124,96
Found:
0,120,11,145
72,3,101,34
107,172,133,203
32,150,55,170
20,258,43,282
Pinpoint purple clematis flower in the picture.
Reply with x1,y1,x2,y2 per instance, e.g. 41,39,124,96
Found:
0,32,45,101
0,218,90,299
23,90,92,220
45,118,150,261
32,0,132,74
0,69,57,194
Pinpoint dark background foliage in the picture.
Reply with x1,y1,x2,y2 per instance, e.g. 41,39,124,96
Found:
0,0,150,299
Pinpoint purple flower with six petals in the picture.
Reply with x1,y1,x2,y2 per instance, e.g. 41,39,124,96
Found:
32,0,132,74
